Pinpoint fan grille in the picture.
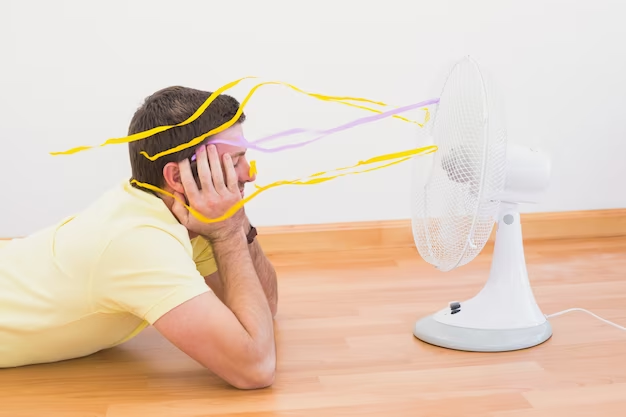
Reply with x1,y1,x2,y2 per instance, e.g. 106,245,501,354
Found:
411,57,507,271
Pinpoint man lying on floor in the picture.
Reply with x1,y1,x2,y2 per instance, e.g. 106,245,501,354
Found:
0,87,278,390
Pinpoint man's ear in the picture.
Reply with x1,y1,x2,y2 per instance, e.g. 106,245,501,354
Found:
163,162,185,194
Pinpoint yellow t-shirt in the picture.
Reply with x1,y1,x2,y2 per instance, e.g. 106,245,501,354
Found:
0,180,217,368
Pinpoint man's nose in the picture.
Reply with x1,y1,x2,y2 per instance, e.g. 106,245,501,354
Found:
243,160,257,182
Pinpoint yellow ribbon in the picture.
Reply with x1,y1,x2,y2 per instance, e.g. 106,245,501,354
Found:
131,145,437,223
49,77,427,159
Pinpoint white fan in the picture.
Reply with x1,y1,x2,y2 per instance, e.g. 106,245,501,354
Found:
410,56,553,352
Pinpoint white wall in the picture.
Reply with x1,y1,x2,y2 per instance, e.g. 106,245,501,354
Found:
1,0,625,238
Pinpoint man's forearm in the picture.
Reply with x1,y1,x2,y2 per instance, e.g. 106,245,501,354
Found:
202,241,277,316
244,217,278,317
248,238,278,317
210,230,274,341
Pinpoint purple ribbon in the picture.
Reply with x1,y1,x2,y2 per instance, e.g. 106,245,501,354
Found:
190,97,439,160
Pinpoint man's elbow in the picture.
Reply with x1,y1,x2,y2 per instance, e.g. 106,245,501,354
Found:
234,369,275,390
230,357,276,390
221,341,276,390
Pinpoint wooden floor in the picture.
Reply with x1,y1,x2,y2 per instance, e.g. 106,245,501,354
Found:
1,237,625,416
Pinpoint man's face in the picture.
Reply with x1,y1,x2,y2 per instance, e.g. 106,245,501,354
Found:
211,124,256,197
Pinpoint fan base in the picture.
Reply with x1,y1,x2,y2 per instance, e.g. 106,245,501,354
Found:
413,315,552,352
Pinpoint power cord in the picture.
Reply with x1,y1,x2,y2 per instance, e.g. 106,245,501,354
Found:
546,308,626,332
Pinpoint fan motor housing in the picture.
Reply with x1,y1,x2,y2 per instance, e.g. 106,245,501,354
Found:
498,144,551,204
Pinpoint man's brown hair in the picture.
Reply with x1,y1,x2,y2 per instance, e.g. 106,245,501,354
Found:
127,86,245,189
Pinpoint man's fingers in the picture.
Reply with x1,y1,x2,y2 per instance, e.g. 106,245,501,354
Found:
223,154,239,192
178,158,200,202
195,145,215,194
207,145,226,193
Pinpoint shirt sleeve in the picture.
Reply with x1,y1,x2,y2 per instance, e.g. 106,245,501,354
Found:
191,235,218,277
93,226,211,324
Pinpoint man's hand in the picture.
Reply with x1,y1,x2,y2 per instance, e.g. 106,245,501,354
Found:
171,144,244,242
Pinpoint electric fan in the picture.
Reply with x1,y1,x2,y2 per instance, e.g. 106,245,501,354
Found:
411,56,553,352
